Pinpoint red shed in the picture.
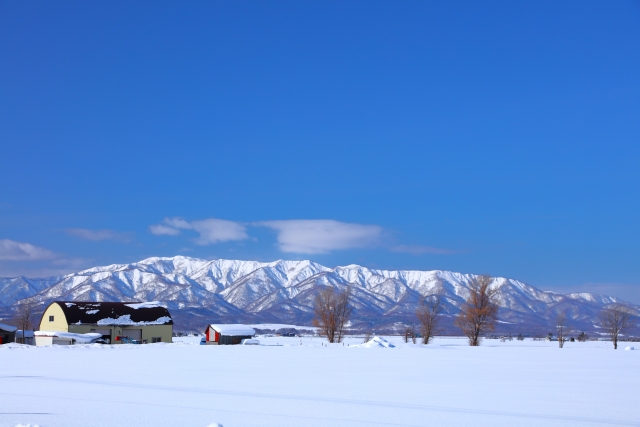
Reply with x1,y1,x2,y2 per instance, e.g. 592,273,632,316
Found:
204,324,255,345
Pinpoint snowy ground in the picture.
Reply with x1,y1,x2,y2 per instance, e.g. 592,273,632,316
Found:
1,336,639,427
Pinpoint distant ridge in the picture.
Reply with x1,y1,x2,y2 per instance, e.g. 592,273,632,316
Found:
1,256,637,333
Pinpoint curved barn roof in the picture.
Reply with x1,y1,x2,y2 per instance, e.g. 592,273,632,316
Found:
49,301,173,326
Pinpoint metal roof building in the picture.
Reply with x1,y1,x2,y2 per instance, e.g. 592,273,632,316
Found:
39,301,173,344
0,322,17,344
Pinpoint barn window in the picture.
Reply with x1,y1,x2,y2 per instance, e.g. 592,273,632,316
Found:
49,315,54,322
152,337,161,343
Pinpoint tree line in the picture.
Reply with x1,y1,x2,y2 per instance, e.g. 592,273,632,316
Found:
312,276,637,348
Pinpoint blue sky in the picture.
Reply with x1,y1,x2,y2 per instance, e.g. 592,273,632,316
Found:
1,2,640,302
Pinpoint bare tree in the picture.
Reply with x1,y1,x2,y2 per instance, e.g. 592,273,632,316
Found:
403,324,417,344
11,301,37,344
454,275,498,346
599,304,637,350
416,291,443,345
556,312,571,349
312,286,353,343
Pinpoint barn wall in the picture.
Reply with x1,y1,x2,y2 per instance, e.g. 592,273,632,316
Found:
68,324,173,344
139,324,172,343
35,336,53,346
39,303,69,332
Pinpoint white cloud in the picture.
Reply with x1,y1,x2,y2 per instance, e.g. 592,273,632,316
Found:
0,239,57,261
66,228,130,242
390,244,458,255
149,224,181,236
255,220,382,254
149,217,248,245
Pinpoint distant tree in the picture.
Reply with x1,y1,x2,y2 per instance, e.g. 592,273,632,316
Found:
599,304,637,350
416,286,444,344
312,286,353,343
516,333,524,341
556,312,571,349
402,324,417,344
454,275,498,346
576,331,589,342
11,300,37,344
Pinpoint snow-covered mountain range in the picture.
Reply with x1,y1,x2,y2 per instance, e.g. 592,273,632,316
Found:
1,256,636,333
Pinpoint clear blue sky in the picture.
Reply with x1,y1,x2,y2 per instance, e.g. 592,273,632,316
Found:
1,2,639,302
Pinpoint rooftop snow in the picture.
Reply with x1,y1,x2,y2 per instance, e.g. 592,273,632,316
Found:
209,324,256,336
124,301,162,309
97,315,172,326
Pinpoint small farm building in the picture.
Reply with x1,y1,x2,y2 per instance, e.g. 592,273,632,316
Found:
204,324,255,345
39,301,173,344
34,331,103,346
15,330,34,345
0,322,17,344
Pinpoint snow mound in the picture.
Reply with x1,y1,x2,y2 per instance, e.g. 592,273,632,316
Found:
355,336,396,348
625,346,634,351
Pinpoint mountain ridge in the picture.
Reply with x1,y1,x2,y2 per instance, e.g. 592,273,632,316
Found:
1,256,636,334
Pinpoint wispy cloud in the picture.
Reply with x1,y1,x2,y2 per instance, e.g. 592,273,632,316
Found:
150,217,249,245
0,239,57,261
255,219,382,254
150,216,459,256
149,224,181,236
390,244,458,255
66,228,131,242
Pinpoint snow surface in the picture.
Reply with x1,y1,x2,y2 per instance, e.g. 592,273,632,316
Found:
1,336,638,427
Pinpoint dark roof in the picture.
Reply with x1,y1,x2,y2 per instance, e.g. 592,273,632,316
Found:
0,322,17,333
51,301,173,326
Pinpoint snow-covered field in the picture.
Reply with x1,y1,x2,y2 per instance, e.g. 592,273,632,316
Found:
1,336,639,427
